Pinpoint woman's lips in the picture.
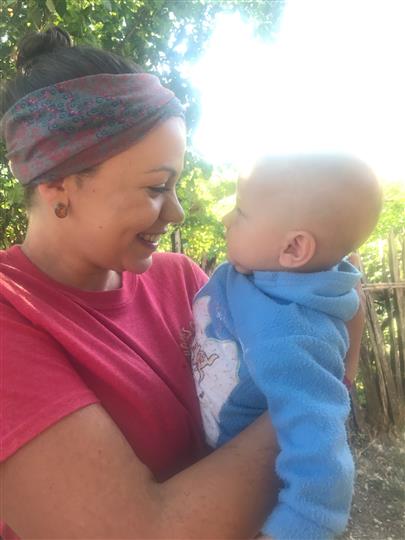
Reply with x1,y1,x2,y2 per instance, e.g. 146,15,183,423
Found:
137,232,164,250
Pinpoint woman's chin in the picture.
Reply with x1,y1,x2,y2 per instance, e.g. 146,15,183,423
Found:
121,254,153,274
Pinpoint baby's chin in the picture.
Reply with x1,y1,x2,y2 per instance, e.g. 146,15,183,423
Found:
226,251,253,274
229,260,253,275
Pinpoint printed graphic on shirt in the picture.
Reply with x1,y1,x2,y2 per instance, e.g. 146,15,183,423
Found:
179,320,195,362
192,295,240,447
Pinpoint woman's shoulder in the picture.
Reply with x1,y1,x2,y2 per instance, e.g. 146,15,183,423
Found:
146,252,208,291
0,245,31,279
0,245,18,264
0,246,27,307
151,251,200,270
134,252,208,306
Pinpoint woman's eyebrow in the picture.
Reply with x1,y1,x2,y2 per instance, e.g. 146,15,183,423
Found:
145,166,177,178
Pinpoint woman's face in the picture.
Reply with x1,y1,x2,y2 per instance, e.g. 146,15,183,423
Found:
63,117,186,274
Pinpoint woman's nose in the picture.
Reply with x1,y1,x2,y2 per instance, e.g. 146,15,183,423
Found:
162,193,185,224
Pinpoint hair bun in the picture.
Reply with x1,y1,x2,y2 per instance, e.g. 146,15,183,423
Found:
16,26,72,71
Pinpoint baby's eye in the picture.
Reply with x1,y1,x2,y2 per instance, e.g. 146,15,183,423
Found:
236,206,246,217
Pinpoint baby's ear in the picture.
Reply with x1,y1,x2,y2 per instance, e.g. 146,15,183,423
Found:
278,230,316,269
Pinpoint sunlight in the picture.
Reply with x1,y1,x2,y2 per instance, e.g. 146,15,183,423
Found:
191,0,405,185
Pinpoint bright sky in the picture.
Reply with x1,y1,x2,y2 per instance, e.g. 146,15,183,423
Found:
190,0,405,185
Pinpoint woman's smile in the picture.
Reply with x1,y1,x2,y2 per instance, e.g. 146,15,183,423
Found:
137,231,166,250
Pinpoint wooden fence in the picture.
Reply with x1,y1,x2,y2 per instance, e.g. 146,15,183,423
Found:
352,233,405,434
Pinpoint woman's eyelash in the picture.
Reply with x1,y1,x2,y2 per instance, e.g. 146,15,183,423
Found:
149,186,170,193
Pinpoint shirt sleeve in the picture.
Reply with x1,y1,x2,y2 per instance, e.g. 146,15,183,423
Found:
0,302,99,462
242,334,354,540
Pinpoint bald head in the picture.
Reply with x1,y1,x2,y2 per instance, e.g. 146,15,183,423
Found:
249,154,382,270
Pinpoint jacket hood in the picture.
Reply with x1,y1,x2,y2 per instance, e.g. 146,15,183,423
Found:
248,259,361,321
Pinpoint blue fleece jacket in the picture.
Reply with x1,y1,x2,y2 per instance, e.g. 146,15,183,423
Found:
191,260,361,540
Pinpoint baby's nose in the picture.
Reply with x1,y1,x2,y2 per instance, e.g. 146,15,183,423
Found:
222,210,232,228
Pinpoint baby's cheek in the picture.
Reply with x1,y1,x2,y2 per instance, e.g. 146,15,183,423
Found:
227,236,239,258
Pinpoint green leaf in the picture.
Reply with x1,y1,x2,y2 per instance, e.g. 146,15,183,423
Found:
45,0,56,13
54,0,67,17
29,5,44,29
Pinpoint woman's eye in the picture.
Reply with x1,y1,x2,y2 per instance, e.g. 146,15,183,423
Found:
149,185,170,194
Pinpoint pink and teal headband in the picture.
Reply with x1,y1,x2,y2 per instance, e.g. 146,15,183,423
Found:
0,73,184,186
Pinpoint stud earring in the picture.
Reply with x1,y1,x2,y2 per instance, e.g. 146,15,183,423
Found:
54,202,68,219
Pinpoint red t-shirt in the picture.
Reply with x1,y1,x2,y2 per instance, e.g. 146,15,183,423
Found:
0,246,208,479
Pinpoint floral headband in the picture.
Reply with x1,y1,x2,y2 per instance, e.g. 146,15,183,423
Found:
0,73,184,185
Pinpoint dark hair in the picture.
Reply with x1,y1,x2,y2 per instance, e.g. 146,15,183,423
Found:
1,26,144,207
2,26,143,114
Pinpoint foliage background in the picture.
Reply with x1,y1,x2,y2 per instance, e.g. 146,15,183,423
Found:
1,1,403,270
0,0,283,258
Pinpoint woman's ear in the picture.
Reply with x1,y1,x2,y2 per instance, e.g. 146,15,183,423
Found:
278,230,316,269
37,179,68,207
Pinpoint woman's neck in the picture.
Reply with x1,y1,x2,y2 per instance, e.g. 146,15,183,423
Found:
22,231,121,292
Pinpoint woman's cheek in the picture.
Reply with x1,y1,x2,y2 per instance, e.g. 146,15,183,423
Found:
148,196,166,217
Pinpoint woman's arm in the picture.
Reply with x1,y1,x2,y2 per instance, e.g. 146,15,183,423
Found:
344,253,366,384
1,404,278,539
344,298,365,383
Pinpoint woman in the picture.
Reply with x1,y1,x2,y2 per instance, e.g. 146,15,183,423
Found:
0,26,363,539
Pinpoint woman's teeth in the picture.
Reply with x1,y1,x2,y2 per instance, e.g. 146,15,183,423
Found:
139,233,161,243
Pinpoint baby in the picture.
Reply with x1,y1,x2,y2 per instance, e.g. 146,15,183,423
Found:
191,154,382,540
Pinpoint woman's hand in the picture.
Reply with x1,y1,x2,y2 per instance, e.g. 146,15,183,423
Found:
344,253,366,385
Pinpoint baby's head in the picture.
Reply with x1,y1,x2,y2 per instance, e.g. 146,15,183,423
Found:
223,154,382,273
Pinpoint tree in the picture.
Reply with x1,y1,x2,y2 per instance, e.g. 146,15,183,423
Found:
0,0,284,254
